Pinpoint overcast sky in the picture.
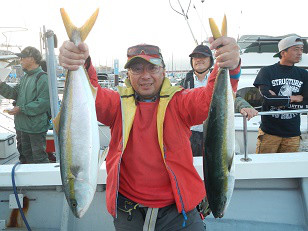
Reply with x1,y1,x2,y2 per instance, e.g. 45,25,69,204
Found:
1,0,307,71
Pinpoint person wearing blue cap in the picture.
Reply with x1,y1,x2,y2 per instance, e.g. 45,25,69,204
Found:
254,35,308,153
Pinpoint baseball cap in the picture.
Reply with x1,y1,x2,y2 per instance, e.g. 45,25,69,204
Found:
124,44,165,69
273,36,304,57
15,46,42,64
189,44,212,58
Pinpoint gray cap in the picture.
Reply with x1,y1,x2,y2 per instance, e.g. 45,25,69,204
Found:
15,46,42,64
273,36,304,57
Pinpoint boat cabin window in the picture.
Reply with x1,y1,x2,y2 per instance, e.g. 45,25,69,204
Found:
238,35,308,54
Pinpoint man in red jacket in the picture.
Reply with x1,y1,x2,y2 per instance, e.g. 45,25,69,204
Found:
59,37,240,231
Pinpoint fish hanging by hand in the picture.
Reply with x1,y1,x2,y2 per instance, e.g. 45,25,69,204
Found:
203,14,236,219
53,8,100,218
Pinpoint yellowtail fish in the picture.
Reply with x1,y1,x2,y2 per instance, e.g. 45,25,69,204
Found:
203,15,235,218
53,8,100,218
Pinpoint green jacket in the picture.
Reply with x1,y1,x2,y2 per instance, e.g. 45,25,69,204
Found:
0,67,50,133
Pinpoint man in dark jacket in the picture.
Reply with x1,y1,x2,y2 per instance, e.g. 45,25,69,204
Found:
181,44,257,157
0,46,50,163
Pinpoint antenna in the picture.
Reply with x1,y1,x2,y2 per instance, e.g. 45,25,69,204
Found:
237,10,243,41
193,4,209,39
0,27,28,51
169,0,199,45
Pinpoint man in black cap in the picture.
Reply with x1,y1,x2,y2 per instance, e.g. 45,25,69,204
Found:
0,46,50,163
181,44,257,158
181,44,214,89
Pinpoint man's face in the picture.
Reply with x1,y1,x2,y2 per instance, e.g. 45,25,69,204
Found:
282,45,303,64
192,54,211,73
20,57,34,70
127,59,165,99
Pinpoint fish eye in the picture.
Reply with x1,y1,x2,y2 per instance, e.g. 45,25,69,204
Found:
70,199,78,208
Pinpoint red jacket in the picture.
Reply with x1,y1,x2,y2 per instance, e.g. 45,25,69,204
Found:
87,62,240,217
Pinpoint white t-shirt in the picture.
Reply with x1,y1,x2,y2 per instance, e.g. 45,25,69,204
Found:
191,72,210,132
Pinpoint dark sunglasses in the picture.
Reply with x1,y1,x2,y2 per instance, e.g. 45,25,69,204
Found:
127,45,161,57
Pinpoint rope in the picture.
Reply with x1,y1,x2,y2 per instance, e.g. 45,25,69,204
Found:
11,162,32,231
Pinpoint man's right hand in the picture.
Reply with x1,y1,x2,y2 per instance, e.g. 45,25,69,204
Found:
59,41,90,71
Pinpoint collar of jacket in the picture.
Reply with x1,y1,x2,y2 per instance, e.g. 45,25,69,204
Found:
117,77,182,157
23,66,42,76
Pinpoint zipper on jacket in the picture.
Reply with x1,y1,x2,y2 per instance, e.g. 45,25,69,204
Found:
115,151,124,219
163,147,187,227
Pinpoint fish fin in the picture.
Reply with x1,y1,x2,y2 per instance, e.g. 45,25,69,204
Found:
209,14,227,39
84,67,98,99
60,8,78,41
90,84,98,99
203,118,209,136
209,18,221,39
228,153,234,172
99,147,109,168
80,9,99,42
53,111,61,135
221,14,227,37
70,165,81,178
60,8,99,42
233,91,236,100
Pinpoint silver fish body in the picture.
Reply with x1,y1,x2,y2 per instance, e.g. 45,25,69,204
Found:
59,67,100,218
203,67,235,218
57,8,100,218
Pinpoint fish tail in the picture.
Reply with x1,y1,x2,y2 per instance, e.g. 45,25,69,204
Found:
209,18,221,40
60,8,99,42
221,14,227,37
209,15,228,39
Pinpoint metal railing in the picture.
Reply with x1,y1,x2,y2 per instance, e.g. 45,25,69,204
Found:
234,109,308,162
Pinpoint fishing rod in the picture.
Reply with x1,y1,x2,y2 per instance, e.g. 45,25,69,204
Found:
169,0,199,45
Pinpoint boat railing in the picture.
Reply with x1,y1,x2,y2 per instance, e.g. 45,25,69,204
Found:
234,109,308,162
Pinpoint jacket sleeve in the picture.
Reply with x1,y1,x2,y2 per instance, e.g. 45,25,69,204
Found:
177,62,241,127
19,74,50,116
85,57,121,126
0,82,19,100
229,60,241,93
234,96,253,113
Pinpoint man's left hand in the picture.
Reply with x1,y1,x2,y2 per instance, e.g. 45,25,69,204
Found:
8,106,20,115
209,36,240,70
240,107,258,121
